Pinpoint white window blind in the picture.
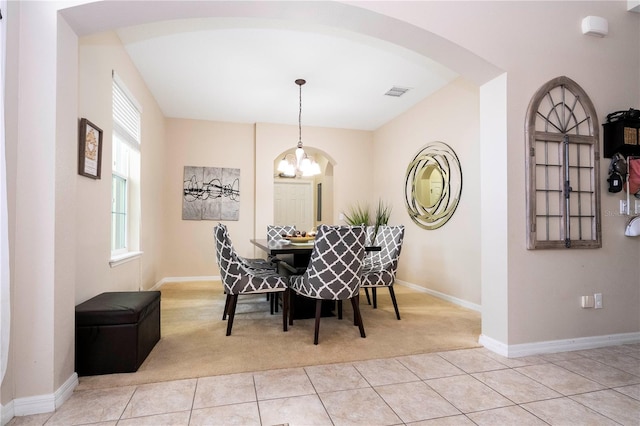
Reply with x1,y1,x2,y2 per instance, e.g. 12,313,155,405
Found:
112,72,141,149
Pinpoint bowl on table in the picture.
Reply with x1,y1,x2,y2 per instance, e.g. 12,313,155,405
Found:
283,235,315,244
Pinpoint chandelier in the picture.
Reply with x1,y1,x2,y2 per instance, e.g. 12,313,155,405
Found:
277,79,321,178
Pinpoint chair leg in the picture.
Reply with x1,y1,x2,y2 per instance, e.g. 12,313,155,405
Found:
372,288,378,309
350,296,366,338
222,294,231,320
353,294,359,326
364,288,371,305
337,300,343,320
313,299,323,345
282,289,289,332
388,286,401,320
226,295,238,336
269,292,280,315
289,291,295,326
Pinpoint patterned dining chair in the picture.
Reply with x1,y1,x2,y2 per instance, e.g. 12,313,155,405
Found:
362,225,381,306
218,223,270,320
214,224,289,335
361,225,405,320
267,225,296,242
287,224,367,345
265,225,297,314
217,223,275,273
266,224,297,270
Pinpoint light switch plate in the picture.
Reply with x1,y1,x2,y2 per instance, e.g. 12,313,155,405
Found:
594,293,603,309
581,295,594,308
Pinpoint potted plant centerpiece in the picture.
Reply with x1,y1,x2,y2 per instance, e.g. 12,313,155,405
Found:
343,199,392,244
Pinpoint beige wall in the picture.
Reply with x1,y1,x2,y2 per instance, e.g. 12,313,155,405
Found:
77,32,166,302
161,119,256,278
5,0,59,403
3,0,640,418
359,0,640,346
374,78,481,305
55,12,80,400
160,119,372,278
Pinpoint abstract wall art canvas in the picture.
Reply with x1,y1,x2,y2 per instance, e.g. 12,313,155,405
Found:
183,166,240,221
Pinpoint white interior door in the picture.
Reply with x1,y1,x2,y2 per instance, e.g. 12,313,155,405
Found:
274,180,313,232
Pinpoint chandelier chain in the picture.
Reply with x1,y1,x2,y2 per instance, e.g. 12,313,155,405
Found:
277,78,319,177
297,79,304,146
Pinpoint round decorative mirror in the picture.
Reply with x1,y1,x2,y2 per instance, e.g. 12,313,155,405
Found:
404,142,462,230
415,164,443,209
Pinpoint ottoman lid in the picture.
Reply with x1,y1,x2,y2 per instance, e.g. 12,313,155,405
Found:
76,291,160,326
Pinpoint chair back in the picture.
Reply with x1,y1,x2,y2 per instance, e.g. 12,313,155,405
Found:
214,223,286,295
214,224,243,292
300,224,366,300
267,225,296,242
367,225,405,272
365,226,376,246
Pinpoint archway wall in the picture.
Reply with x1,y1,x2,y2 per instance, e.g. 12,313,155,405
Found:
55,0,640,352
4,0,639,415
359,1,640,349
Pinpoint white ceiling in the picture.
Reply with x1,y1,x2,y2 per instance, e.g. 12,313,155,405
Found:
116,18,459,131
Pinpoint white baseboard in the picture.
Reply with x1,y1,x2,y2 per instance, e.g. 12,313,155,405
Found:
1,400,14,426
393,280,640,358
151,276,220,290
479,332,640,358
7,372,77,421
395,279,482,312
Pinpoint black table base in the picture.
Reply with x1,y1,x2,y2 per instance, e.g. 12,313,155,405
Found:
277,261,335,319
289,293,335,319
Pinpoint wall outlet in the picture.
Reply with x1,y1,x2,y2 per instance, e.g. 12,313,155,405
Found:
594,293,603,309
339,213,345,221
581,295,594,308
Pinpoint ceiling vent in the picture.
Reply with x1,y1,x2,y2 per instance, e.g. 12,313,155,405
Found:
384,86,411,97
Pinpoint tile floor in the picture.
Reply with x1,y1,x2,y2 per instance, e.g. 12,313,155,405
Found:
8,344,640,425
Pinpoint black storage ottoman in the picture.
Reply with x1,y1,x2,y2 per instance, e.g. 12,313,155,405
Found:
75,291,161,376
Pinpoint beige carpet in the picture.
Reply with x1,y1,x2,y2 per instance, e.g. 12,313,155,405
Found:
77,281,480,390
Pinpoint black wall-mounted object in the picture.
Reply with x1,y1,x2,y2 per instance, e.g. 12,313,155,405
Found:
603,109,640,158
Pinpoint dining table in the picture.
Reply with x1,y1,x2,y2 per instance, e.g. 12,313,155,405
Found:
250,238,381,319
250,238,381,268
250,238,315,268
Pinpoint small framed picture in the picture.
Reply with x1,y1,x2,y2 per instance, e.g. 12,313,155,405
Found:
78,118,103,179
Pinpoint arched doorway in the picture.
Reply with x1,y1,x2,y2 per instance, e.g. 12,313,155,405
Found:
60,0,506,353
273,147,334,231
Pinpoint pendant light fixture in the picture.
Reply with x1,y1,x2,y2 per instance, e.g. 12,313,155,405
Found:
277,79,321,178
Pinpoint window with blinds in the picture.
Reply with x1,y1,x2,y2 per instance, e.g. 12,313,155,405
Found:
111,73,141,257
525,76,601,249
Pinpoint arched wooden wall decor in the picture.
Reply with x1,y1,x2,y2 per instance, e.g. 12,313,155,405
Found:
525,76,601,249
404,141,462,230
